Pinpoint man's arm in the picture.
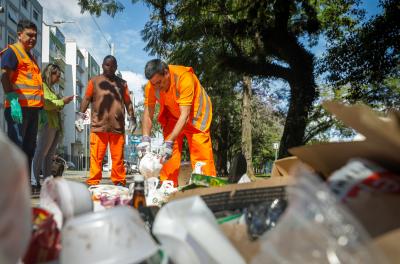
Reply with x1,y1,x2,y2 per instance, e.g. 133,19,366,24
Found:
166,105,191,142
123,85,135,118
1,69,15,93
79,95,90,113
142,105,155,137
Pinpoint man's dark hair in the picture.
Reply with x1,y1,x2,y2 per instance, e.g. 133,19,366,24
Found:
17,20,37,33
144,59,169,79
103,55,117,65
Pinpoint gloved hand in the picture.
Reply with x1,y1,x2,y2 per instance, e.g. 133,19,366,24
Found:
128,117,137,134
75,112,86,132
160,140,173,163
136,135,151,157
6,92,22,124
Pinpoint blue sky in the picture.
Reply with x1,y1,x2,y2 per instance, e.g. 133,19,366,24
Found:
38,0,382,103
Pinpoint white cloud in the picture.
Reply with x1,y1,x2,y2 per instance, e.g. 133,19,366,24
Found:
39,0,111,64
120,71,147,104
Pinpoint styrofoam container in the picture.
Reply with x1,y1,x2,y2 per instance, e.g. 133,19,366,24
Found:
61,206,159,264
153,196,245,264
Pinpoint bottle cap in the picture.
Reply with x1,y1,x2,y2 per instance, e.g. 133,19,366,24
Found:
134,174,145,182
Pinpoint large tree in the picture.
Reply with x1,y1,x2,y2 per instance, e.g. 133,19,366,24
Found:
78,0,363,159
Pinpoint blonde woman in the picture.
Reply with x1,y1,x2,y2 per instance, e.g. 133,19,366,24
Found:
31,63,74,192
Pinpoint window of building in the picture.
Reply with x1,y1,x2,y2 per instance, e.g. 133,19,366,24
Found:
22,0,28,9
8,33,16,45
33,9,39,21
8,6,19,25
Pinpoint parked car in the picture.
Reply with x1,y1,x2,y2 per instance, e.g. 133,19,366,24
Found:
66,161,76,170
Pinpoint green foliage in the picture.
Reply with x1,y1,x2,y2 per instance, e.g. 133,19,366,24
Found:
321,0,399,105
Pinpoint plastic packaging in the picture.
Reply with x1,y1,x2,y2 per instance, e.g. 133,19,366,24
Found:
88,184,130,210
252,167,388,264
153,196,246,264
61,206,159,264
0,132,32,264
40,177,93,227
23,207,61,264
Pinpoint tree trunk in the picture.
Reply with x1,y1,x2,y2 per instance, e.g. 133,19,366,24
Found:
278,45,317,158
241,76,256,180
215,117,229,176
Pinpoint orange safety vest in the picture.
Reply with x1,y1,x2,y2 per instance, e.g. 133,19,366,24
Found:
1,43,43,108
154,65,212,132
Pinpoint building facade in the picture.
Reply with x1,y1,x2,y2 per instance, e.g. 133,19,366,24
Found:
0,0,43,132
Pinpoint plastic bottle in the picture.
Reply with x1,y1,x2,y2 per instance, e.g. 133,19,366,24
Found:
131,175,147,209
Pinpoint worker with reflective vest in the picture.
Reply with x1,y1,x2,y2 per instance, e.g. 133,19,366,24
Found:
138,59,216,186
1,20,43,193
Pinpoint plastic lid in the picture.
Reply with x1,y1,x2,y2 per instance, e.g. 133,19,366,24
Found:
135,174,145,182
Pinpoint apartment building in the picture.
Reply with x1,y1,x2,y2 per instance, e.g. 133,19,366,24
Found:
0,0,43,131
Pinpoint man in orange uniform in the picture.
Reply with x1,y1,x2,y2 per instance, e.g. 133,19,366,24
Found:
77,55,136,186
1,20,43,193
139,59,216,186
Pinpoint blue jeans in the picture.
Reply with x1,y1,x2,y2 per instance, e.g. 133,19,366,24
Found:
4,107,40,184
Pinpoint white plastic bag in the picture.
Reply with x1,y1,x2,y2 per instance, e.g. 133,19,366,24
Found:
0,132,32,264
139,152,163,179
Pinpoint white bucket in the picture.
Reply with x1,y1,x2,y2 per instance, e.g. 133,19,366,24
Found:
61,206,159,264
152,196,245,264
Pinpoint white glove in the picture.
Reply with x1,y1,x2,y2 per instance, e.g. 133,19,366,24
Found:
128,117,137,134
160,140,173,164
136,135,151,157
74,112,86,133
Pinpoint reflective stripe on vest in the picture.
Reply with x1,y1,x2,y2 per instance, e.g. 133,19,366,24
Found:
4,44,43,107
192,86,211,131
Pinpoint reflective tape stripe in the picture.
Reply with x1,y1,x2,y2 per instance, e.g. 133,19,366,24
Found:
174,74,180,98
200,94,211,131
192,86,204,126
27,72,32,80
15,84,42,90
18,93,43,101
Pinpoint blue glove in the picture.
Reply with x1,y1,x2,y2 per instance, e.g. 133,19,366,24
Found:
6,92,22,124
136,135,151,157
160,140,173,163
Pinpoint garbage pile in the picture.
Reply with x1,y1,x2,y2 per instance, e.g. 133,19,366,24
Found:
1,101,400,263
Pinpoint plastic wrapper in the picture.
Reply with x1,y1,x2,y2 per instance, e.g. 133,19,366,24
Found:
0,132,32,264
88,184,130,210
252,167,388,264
23,207,61,264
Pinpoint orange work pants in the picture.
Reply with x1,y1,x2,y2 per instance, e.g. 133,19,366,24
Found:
160,121,216,186
87,132,126,186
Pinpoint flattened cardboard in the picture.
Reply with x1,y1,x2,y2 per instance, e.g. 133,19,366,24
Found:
290,101,400,178
373,228,400,263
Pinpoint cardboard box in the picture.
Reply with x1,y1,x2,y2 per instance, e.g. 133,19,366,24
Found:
271,156,311,177
290,101,400,177
169,177,294,212
373,228,400,263
290,101,400,238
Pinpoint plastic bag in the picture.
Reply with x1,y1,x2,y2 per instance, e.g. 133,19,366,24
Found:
0,132,32,264
139,152,163,179
252,167,388,264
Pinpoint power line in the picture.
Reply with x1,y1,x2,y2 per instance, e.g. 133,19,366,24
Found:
90,15,112,51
